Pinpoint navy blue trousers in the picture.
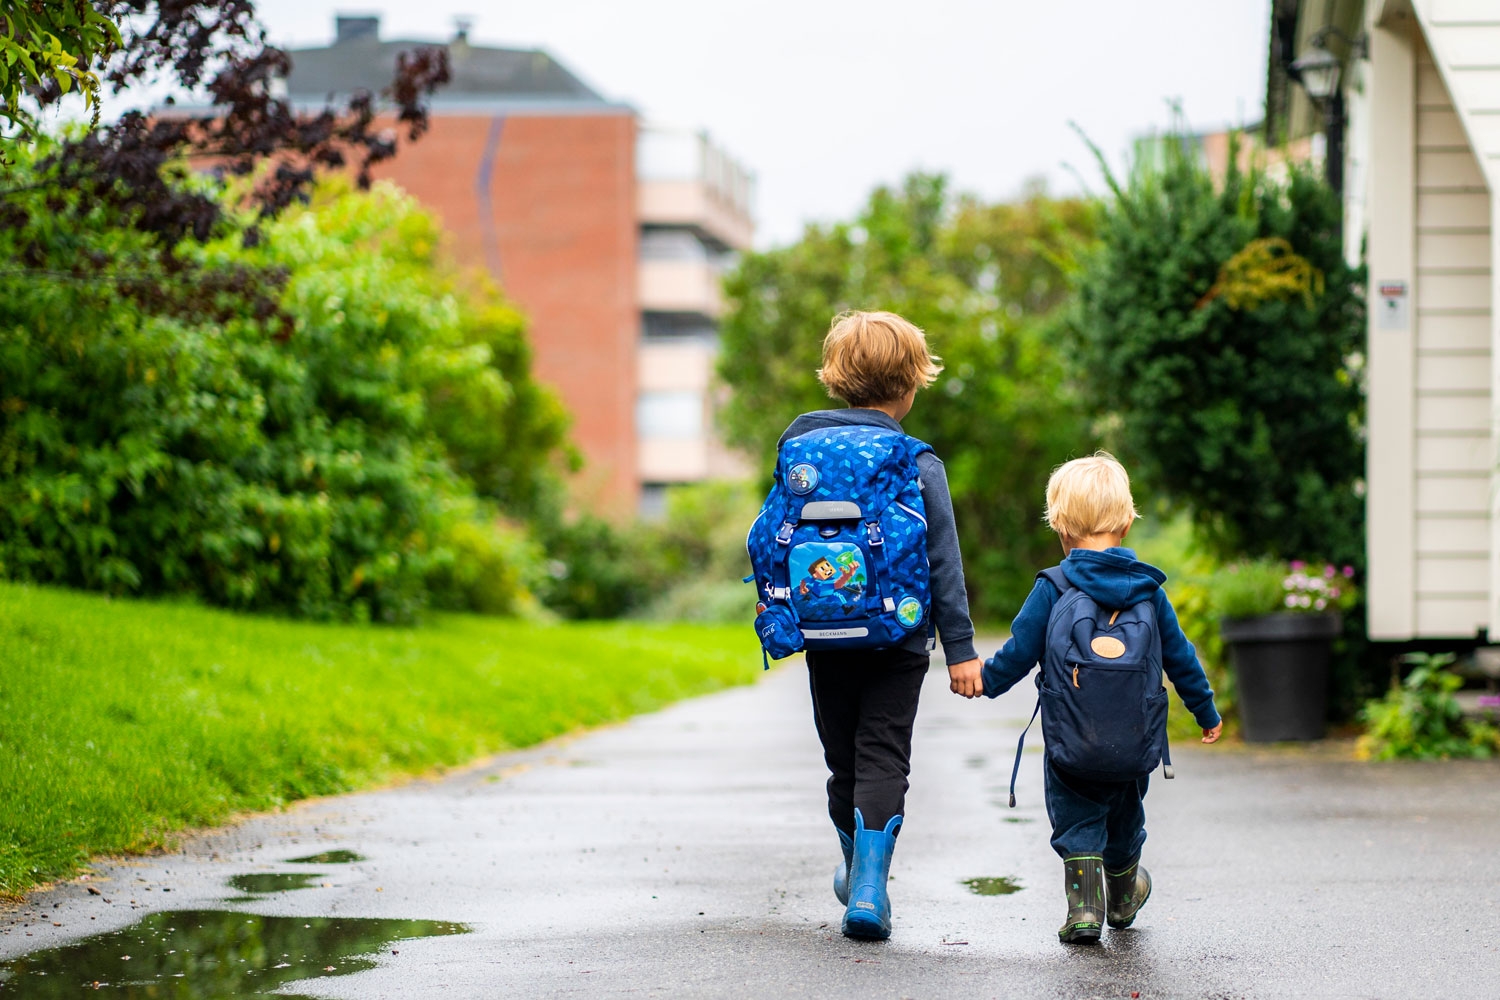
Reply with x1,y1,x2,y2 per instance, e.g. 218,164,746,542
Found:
1043,757,1149,871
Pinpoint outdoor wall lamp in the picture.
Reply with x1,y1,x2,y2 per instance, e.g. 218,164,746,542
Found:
1289,27,1368,196
1290,44,1342,102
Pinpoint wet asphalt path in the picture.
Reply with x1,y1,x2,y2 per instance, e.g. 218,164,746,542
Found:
3,648,1499,999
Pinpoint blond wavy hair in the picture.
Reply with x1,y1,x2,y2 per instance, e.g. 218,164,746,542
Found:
816,310,943,407
1045,452,1141,540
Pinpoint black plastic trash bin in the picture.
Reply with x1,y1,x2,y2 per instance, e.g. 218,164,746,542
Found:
1220,613,1342,742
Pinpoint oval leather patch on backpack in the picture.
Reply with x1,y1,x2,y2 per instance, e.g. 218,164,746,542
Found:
1090,636,1126,659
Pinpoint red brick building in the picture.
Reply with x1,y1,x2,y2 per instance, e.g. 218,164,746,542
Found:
285,16,753,515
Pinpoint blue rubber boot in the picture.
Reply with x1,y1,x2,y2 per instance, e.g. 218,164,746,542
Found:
833,828,855,905
841,808,901,940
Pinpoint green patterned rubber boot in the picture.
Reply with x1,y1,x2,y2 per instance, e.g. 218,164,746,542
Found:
1105,859,1152,929
1058,855,1104,944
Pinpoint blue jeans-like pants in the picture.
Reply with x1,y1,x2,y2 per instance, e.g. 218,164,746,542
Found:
1043,756,1149,871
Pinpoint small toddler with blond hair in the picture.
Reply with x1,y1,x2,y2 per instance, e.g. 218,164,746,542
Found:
979,451,1221,945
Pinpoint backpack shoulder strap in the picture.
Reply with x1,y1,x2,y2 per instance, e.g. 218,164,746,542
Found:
1009,563,1076,808
902,433,934,461
1037,565,1073,595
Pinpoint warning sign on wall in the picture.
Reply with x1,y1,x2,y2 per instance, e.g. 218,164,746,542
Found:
1377,280,1409,331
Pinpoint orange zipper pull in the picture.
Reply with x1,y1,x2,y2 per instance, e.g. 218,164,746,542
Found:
1072,665,1080,688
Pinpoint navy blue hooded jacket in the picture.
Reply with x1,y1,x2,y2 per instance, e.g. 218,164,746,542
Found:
981,546,1221,730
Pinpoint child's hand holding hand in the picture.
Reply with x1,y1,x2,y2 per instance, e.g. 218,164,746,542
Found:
1201,722,1223,744
948,658,983,699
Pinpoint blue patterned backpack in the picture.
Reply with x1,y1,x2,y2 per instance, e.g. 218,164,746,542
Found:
746,425,933,665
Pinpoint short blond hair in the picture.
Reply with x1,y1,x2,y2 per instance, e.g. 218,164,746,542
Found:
1045,452,1140,539
817,310,942,407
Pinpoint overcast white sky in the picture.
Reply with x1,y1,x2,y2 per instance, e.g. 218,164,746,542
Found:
249,0,1271,247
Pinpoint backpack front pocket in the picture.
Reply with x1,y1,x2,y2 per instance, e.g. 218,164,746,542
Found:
787,541,870,622
1042,661,1165,781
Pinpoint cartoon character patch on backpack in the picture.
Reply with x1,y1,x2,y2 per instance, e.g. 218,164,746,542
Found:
745,425,934,664
1007,566,1173,804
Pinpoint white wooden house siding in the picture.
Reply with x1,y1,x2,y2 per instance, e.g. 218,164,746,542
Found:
1367,1,1499,639
1413,31,1493,636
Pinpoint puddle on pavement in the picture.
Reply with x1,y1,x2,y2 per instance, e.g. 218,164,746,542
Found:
961,876,1024,896
226,872,324,896
0,910,467,998
286,850,365,865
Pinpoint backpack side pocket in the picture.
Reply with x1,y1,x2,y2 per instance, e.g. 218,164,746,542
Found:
755,604,804,660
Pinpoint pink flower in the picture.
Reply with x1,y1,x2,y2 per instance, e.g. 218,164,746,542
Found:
1290,560,1306,571
1324,564,1336,578
1342,565,1355,578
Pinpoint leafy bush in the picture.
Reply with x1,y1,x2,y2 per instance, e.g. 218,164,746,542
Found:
716,175,1098,619
424,508,544,617
0,146,562,621
1070,131,1366,569
638,581,756,625
1131,515,1234,737
1358,654,1500,761
632,481,760,624
540,480,761,622
534,514,655,620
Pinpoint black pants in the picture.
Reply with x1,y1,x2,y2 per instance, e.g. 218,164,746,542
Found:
806,647,929,835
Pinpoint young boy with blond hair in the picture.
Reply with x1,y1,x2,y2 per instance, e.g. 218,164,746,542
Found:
752,309,982,940
978,452,1221,944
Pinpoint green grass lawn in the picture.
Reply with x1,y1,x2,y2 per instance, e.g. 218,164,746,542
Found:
0,582,761,897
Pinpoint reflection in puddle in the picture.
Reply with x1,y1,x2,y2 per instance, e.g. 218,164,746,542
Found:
227,872,324,895
286,850,366,865
961,876,1023,896
0,910,466,998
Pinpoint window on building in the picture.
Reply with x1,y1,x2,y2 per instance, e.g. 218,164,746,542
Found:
637,390,703,439
643,311,717,341
640,227,710,262
639,483,671,520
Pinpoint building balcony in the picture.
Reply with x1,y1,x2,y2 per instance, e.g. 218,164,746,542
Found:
637,125,754,253
638,179,754,252
639,259,725,317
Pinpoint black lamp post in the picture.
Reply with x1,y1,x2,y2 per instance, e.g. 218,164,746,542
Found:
1290,38,1348,194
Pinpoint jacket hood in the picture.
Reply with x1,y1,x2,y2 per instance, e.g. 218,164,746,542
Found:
1060,547,1166,608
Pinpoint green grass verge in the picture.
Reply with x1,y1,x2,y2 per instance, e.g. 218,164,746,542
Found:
0,582,761,897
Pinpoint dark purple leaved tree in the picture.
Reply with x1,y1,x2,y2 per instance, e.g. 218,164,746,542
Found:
2,1,449,331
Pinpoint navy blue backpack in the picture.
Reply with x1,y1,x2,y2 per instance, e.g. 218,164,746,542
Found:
746,425,933,665
1008,566,1173,805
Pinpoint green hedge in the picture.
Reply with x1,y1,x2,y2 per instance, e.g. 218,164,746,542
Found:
0,146,569,622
